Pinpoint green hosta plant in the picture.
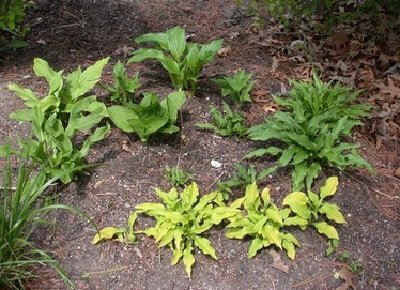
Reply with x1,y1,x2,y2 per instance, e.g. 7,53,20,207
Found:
129,26,223,94
213,70,254,104
135,183,238,277
282,176,346,242
9,58,110,183
246,73,372,190
226,182,299,259
106,60,140,104
108,91,186,142
164,166,193,187
196,101,247,137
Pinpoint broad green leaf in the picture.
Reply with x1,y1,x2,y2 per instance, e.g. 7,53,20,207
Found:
307,191,320,208
313,222,339,240
282,240,296,259
305,162,322,189
168,26,186,61
230,197,245,209
172,247,183,265
108,105,137,133
8,84,38,105
292,162,308,191
135,32,169,49
283,216,308,228
243,148,270,159
10,108,33,122
261,225,282,248
92,227,126,244
159,57,180,75
160,90,186,124
282,192,308,206
243,182,259,211
248,237,264,258
210,207,240,225
261,187,271,205
129,48,164,63
80,123,110,157
319,203,346,224
186,45,200,71
33,58,58,82
69,57,109,100
181,182,199,209
320,177,338,200
278,146,297,167
199,39,223,64
183,244,195,277
158,229,175,247
264,209,282,225
226,228,246,239
194,236,217,259
135,202,165,213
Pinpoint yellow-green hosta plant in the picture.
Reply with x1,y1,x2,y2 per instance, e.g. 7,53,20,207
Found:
226,182,300,259
135,183,238,277
129,26,222,95
92,212,137,245
282,176,346,243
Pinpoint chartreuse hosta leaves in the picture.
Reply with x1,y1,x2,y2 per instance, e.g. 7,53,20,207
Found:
135,183,239,277
226,182,300,259
196,101,247,137
129,26,222,95
92,212,138,245
246,72,372,191
213,70,254,104
282,176,346,242
108,91,186,142
8,58,110,183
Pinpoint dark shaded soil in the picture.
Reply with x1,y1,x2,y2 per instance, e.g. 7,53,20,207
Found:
0,0,399,289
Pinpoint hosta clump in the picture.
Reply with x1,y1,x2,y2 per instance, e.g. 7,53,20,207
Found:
196,101,247,137
8,58,110,183
108,91,186,142
135,183,238,277
129,26,222,94
247,73,372,190
282,176,346,243
226,182,299,259
106,61,140,104
213,70,254,104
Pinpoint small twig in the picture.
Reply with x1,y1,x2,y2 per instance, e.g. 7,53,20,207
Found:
207,172,224,190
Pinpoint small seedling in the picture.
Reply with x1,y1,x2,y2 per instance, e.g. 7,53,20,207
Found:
196,101,247,137
106,61,140,104
213,70,254,104
164,166,193,187
218,163,260,191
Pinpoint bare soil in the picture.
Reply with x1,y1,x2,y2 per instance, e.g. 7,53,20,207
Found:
0,0,399,289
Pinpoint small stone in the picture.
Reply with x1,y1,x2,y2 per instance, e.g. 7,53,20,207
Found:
347,213,352,217
205,96,210,101
124,203,131,209
211,160,222,168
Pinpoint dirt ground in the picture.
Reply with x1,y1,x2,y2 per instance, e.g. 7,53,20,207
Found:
0,0,399,289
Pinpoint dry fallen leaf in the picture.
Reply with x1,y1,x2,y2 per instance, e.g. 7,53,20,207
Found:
374,77,400,98
334,266,356,290
271,56,279,75
269,249,289,274
252,89,269,102
395,167,400,179
121,138,135,155
325,32,350,50
263,104,278,113
217,46,231,57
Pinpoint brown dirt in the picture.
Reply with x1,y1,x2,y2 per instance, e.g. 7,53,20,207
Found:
0,0,399,289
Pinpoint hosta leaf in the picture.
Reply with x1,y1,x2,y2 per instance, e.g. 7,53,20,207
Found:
319,203,346,224
108,105,137,133
283,216,308,228
320,177,338,200
11,108,33,122
183,244,195,277
158,229,175,247
307,191,320,208
168,26,186,61
186,45,200,71
33,58,58,82
305,162,322,189
172,247,183,265
135,202,165,213
128,48,164,63
313,222,339,240
345,152,373,171
181,182,199,209
8,84,38,105
286,133,318,151
282,192,308,206
135,32,169,49
248,237,264,258
278,146,297,167
243,182,259,211
282,240,296,259
243,148,271,159
159,57,180,76
210,207,240,225
230,197,245,209
292,162,308,191
261,225,282,248
80,123,110,157
194,236,217,259
226,228,246,239
264,209,283,225
261,187,271,205
92,227,126,244
160,90,186,124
